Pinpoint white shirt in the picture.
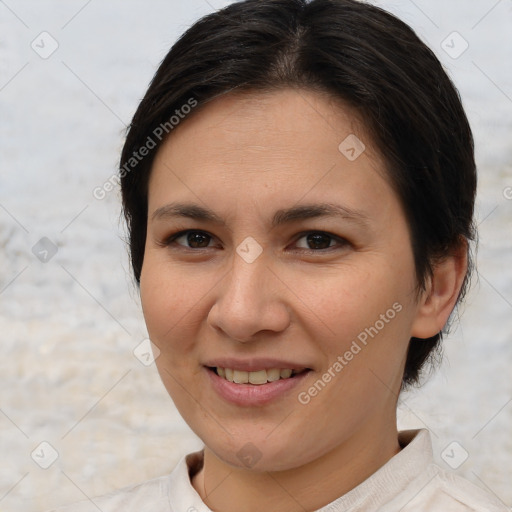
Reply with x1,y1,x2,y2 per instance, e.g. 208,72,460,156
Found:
48,429,507,511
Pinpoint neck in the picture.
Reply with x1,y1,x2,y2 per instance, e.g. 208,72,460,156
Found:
192,419,401,512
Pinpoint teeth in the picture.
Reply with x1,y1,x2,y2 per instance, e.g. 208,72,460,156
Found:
249,370,268,384
280,369,292,379
233,370,249,384
266,368,281,382
215,367,303,385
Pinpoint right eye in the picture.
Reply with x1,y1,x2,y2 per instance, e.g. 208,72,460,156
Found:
163,230,218,250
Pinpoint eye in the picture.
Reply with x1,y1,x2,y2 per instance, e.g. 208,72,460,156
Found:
293,231,347,251
164,230,216,249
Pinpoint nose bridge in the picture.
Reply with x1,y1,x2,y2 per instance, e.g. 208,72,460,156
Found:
225,249,272,316
232,247,269,295
226,229,268,300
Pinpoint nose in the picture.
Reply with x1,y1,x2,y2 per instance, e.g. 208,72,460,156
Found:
207,252,291,343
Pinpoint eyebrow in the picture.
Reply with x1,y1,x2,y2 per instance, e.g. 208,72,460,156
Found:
151,201,370,228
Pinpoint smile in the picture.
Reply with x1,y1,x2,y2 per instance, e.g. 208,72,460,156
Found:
205,366,312,406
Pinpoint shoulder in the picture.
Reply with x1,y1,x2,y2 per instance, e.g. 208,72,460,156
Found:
398,463,508,512
45,474,172,512
44,450,206,512
380,430,508,512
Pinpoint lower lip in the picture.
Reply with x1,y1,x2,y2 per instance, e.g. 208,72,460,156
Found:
206,367,311,407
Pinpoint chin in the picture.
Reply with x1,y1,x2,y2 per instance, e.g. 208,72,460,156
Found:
202,431,316,473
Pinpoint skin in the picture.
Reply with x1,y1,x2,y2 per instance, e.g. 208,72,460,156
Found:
140,89,467,511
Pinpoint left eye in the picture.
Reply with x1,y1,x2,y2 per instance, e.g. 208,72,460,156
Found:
165,230,345,251
294,232,342,251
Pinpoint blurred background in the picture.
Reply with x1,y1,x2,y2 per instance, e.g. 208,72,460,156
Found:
0,0,511,510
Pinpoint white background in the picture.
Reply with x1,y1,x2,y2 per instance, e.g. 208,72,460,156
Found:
0,0,511,510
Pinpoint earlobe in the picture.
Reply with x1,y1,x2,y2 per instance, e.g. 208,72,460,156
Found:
411,243,468,339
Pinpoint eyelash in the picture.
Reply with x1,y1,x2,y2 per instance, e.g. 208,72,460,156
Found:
161,230,349,253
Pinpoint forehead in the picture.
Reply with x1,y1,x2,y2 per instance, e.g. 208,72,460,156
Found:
148,88,395,222
163,88,372,161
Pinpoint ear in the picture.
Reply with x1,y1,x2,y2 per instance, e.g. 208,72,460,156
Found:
411,242,468,339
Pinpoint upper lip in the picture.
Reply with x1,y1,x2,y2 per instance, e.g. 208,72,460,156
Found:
203,358,311,372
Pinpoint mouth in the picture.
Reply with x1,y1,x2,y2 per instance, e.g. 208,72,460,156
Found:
205,364,312,406
207,366,311,385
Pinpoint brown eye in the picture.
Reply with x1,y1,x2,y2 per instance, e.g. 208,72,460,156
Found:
187,232,211,248
295,231,345,251
305,233,332,250
167,230,214,249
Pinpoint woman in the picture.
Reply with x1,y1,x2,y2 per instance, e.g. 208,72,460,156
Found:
51,0,507,510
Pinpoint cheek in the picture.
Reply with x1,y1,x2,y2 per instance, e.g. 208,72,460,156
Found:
139,254,201,351
288,263,401,335
294,262,415,382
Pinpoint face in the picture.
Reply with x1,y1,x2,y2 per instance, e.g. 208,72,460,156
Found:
140,89,423,472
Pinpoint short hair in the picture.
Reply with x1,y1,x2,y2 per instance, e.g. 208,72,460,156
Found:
120,0,476,388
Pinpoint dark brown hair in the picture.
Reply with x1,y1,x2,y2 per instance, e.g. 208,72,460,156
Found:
120,0,476,388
